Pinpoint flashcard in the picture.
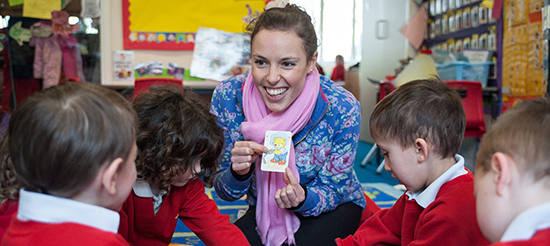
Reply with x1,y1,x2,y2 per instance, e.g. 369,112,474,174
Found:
261,131,292,172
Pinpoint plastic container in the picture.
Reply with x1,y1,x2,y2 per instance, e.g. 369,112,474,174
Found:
393,50,439,87
435,61,493,87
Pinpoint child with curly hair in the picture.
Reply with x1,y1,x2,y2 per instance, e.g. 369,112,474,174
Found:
118,86,249,246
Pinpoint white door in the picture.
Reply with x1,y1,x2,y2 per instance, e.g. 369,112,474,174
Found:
360,0,412,142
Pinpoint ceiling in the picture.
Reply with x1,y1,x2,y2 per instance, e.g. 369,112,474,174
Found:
0,0,82,17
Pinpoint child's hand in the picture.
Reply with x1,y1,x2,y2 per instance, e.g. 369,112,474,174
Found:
231,141,268,176
275,167,305,209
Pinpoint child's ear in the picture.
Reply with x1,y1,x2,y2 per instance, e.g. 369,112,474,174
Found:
102,158,124,195
414,138,429,163
491,152,513,196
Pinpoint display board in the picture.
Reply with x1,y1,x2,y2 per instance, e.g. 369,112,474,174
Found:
500,0,546,111
122,0,265,50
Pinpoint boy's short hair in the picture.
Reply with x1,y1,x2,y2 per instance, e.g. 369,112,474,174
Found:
476,96,550,180
133,86,224,192
370,78,465,158
8,82,137,198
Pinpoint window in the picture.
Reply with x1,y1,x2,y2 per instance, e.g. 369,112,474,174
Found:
291,0,362,65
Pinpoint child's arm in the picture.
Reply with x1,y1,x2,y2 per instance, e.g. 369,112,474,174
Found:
336,196,406,246
179,179,250,246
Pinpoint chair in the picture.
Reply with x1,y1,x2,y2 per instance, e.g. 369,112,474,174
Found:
360,81,395,174
133,78,183,98
444,80,486,138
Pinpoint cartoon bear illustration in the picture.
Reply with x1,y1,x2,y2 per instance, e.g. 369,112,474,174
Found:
270,137,288,165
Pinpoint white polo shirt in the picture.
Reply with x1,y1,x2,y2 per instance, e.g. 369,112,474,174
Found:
17,188,120,233
406,154,468,208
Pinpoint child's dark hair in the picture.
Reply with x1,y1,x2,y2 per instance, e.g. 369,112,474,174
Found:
246,4,318,60
370,78,466,158
8,82,137,198
476,96,550,181
133,86,224,192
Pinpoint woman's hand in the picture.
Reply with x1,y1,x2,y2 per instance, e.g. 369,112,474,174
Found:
231,141,268,176
275,167,305,209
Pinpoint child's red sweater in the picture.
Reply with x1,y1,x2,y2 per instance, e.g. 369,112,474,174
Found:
0,199,18,241
1,217,129,246
336,172,489,246
118,179,249,246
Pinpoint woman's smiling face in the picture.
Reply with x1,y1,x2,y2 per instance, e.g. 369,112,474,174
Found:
251,29,316,113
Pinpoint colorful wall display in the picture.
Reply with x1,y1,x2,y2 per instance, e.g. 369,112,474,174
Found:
501,0,546,111
122,0,265,50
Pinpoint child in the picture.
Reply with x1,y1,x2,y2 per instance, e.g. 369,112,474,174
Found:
330,55,345,82
336,78,489,245
118,86,249,246
474,96,550,245
1,82,138,245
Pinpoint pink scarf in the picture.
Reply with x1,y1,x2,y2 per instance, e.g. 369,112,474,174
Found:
241,69,320,246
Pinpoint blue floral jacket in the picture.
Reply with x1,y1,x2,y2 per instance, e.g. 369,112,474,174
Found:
210,74,366,216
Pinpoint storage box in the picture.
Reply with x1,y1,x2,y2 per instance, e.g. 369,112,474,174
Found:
436,61,493,87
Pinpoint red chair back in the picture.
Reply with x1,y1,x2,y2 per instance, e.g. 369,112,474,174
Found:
444,80,486,138
133,78,183,98
378,82,395,102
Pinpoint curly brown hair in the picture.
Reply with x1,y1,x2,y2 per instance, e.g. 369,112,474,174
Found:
133,86,224,193
0,133,19,200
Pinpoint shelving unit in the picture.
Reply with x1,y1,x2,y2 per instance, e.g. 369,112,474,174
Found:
423,0,500,88
422,0,502,119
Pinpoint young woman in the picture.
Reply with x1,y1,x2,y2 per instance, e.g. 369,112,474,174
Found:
211,3,365,246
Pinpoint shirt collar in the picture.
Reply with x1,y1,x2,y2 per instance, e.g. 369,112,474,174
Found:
133,179,168,198
406,154,468,208
500,202,550,242
17,189,120,233
133,179,155,197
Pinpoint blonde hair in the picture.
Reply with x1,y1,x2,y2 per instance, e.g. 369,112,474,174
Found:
476,96,550,181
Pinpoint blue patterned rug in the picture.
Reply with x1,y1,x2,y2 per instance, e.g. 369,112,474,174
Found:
169,183,403,245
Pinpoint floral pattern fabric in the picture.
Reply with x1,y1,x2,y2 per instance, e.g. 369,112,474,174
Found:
211,74,366,216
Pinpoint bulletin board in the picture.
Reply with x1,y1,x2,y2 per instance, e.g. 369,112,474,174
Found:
122,0,266,50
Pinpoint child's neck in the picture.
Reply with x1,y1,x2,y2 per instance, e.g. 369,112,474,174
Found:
424,155,458,187
149,179,161,196
512,176,550,213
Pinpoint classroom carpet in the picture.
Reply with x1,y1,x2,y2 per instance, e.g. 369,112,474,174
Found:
169,183,404,246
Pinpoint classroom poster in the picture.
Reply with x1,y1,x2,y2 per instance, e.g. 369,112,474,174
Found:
113,50,135,81
122,0,265,50
190,27,251,81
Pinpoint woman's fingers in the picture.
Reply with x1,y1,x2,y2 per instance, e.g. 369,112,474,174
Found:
234,141,268,154
283,168,305,203
275,182,302,209
231,141,268,175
